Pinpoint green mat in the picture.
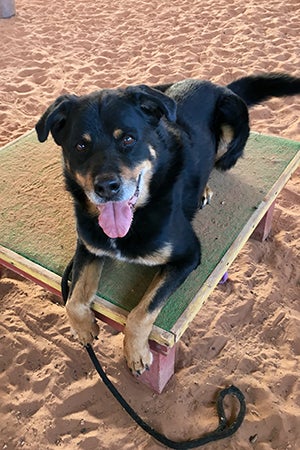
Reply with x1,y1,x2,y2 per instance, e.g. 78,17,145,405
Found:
0,130,299,345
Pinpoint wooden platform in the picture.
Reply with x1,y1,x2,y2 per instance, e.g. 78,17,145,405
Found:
1,130,299,391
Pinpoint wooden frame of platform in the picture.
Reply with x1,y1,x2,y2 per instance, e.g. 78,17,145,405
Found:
1,130,299,392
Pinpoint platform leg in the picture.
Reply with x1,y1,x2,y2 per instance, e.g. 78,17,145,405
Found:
251,200,276,241
93,310,176,393
136,344,176,393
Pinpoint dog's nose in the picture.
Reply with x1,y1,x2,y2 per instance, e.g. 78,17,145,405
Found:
94,175,121,199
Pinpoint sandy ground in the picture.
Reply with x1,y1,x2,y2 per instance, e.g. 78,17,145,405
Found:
0,0,299,449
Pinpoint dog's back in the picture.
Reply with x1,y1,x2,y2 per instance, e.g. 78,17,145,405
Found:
161,79,250,173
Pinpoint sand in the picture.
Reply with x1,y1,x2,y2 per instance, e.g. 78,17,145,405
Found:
0,0,299,449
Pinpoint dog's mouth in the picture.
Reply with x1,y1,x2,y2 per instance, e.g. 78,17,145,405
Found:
96,174,141,239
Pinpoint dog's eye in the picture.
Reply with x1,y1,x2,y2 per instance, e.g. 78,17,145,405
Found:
75,141,87,152
121,135,136,148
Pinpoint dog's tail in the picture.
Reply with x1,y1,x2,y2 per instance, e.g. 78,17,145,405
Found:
227,73,300,107
215,73,300,171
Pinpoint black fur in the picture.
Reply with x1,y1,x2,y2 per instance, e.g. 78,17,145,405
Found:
35,72,300,305
35,73,300,367
227,73,300,107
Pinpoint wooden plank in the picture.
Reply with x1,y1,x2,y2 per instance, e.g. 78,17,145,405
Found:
0,128,34,152
92,295,175,347
0,244,62,296
0,130,299,344
0,244,175,347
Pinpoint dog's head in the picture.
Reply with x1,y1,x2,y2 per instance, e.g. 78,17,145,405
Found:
36,85,177,238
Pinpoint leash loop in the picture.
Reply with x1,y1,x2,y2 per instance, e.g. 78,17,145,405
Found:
62,259,246,448
85,343,246,449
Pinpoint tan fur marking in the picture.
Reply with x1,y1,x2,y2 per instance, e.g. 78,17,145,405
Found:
120,164,142,181
120,160,154,208
82,133,92,143
148,145,157,159
135,243,172,266
113,128,124,139
82,239,172,267
66,259,103,345
216,124,234,160
201,185,214,208
74,172,94,192
123,272,167,373
221,124,234,143
70,171,99,216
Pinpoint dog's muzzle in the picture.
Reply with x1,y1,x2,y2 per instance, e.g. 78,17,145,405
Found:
96,174,142,239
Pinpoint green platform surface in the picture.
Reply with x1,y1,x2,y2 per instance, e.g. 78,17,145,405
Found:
1,131,299,336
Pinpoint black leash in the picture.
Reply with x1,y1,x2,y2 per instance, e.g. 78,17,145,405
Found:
61,259,246,449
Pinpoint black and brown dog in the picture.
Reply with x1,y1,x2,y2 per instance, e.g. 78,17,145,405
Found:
36,73,300,375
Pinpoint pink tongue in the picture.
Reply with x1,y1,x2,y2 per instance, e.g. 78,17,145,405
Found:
97,201,133,238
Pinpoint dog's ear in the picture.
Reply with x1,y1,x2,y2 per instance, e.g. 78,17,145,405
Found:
35,94,77,145
126,85,177,123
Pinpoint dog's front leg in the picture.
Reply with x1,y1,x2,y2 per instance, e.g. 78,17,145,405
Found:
124,257,199,375
66,241,104,345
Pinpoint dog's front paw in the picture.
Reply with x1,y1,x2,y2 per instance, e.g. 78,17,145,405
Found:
72,320,99,346
123,335,153,375
66,303,99,346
